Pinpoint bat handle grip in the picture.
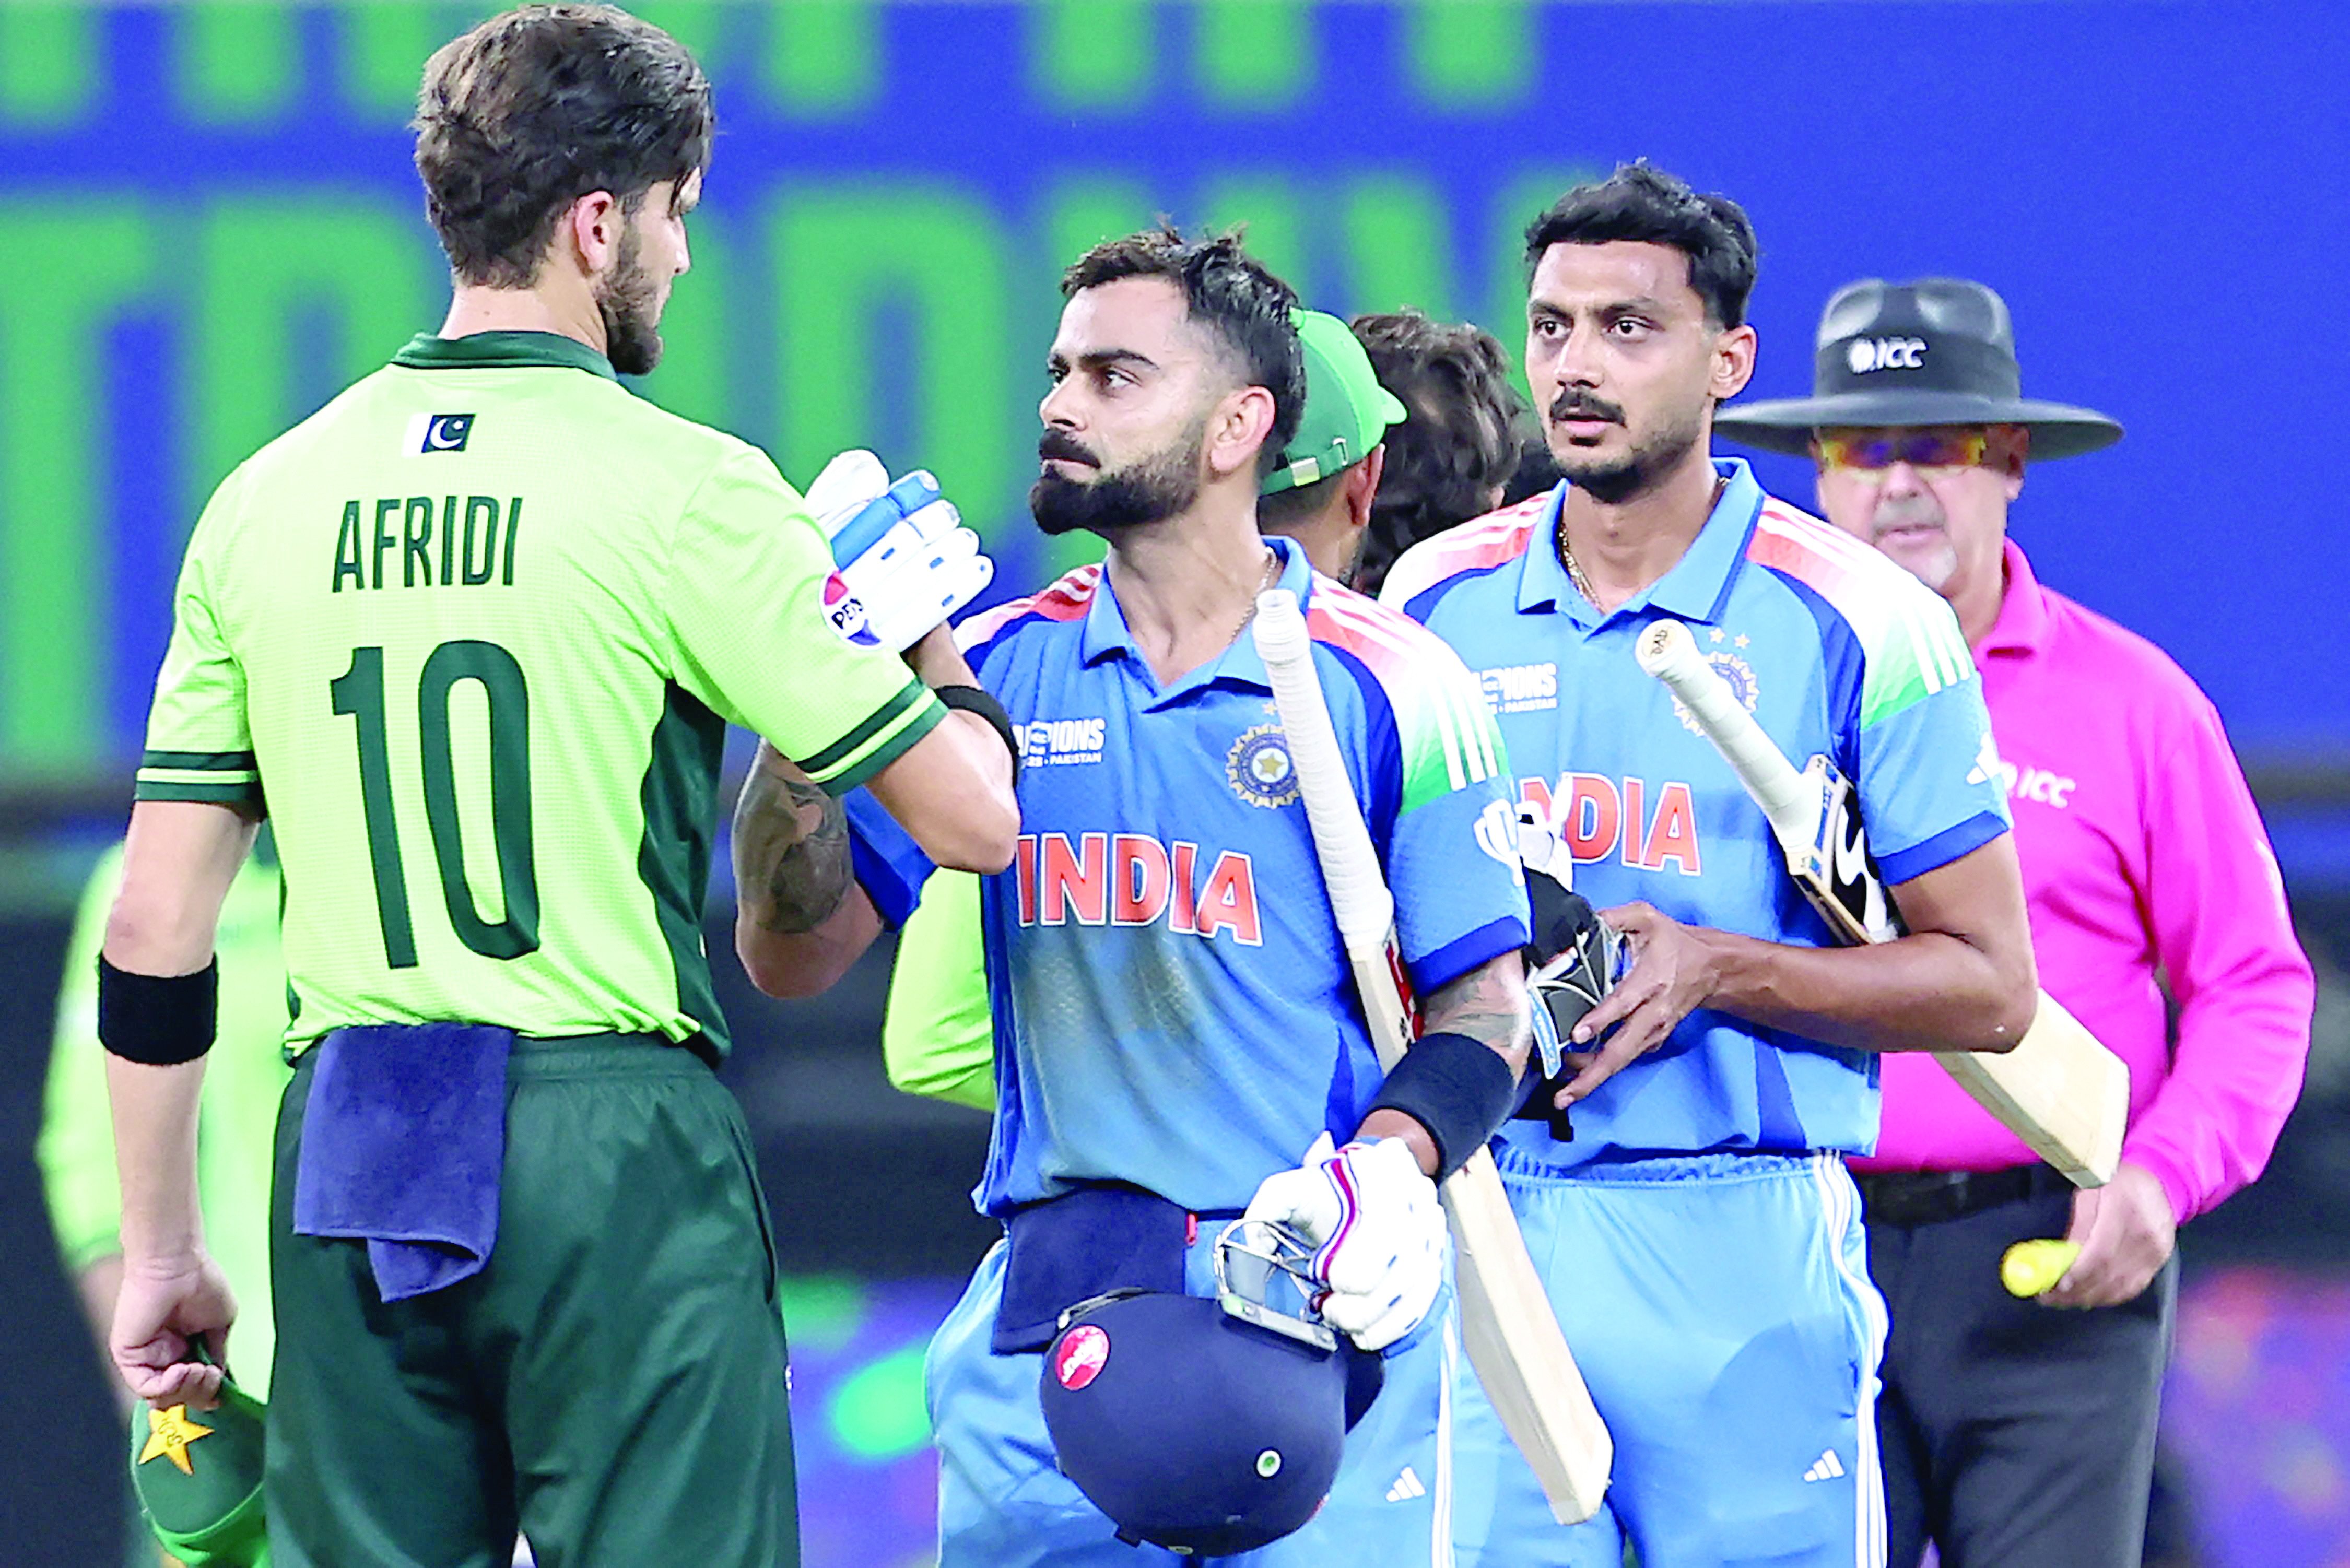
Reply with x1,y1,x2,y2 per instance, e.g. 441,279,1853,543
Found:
1253,588,1397,954
1634,618,1818,833
1252,584,1311,663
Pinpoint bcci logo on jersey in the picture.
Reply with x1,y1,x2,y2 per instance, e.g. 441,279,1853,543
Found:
1226,724,1299,808
821,572,880,646
401,412,475,455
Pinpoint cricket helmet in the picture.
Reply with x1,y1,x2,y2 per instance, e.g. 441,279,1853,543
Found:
1038,1218,1383,1556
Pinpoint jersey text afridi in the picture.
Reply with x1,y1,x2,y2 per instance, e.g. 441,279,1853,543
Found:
138,331,943,1052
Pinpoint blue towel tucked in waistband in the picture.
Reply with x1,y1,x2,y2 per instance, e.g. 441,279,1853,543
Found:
291,1022,512,1303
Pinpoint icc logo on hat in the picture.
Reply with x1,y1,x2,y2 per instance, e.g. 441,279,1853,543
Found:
1846,337,1928,374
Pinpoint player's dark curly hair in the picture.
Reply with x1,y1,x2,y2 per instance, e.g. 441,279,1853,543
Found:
1062,225,1306,476
1524,162,1759,329
414,4,714,288
1350,310,1530,595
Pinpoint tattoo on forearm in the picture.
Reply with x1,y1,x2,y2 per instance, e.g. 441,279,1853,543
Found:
1422,956,1531,1063
732,759,852,935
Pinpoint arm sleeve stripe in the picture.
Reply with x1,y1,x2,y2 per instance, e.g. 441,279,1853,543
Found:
138,765,260,788
798,680,934,779
134,780,265,806
803,687,947,796
140,749,257,771
1456,677,1500,781
1406,915,1530,998
1875,810,2008,886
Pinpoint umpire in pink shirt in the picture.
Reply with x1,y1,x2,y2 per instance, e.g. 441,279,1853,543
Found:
1717,278,2313,1568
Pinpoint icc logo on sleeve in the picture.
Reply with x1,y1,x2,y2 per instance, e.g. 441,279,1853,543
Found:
402,412,476,455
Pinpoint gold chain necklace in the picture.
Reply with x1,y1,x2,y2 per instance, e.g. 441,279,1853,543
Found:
1556,477,1729,608
1232,547,1280,645
1557,529,1601,606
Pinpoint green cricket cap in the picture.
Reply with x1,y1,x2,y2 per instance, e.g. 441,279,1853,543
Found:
1261,309,1409,495
131,1357,268,1568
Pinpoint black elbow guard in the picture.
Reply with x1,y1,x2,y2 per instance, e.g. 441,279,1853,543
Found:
97,956,218,1066
1367,1031,1517,1180
933,683,1020,783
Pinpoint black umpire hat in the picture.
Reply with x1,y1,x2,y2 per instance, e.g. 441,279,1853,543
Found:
1714,277,2122,459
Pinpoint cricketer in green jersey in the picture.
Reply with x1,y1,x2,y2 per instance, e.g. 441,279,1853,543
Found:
98,9,1019,1568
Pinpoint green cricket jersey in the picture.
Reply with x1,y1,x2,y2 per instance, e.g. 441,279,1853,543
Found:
136,330,944,1053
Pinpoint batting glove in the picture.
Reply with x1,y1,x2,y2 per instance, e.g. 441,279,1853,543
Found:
804,450,995,652
1514,801,1624,1081
1241,1133,1447,1352
1526,878,1625,1078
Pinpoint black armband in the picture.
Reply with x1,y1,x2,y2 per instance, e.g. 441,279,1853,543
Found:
97,955,217,1066
934,683,1020,782
1368,1030,1517,1180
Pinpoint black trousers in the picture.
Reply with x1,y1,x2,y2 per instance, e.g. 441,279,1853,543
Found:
1861,1169,2177,1568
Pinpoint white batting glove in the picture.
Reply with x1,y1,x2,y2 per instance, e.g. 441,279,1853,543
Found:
803,448,892,526
1242,1133,1447,1352
805,452,995,652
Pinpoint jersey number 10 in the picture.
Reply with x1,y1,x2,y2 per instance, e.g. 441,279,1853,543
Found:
330,641,541,969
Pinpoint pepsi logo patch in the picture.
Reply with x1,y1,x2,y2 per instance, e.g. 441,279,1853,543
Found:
1054,1324,1110,1390
822,571,879,646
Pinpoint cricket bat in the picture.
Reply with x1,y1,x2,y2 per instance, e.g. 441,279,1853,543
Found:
1253,587,1612,1526
1633,618,2129,1187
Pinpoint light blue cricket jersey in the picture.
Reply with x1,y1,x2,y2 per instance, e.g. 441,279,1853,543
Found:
1381,460,2011,1166
851,537,1532,1216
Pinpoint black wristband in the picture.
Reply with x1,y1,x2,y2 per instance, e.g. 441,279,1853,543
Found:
934,683,1020,782
1367,1030,1517,1180
98,954,218,1066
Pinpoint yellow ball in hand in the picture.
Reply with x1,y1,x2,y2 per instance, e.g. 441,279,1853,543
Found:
2000,1239,2082,1298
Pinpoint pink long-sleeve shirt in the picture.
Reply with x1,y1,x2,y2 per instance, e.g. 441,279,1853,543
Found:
1854,539,2313,1222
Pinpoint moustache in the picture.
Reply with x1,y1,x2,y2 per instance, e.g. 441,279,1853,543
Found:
1871,498,1947,536
1549,392,1625,425
1038,430,1101,468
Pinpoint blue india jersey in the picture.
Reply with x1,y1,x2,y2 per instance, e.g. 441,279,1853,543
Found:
850,537,1532,1215
1381,459,2011,1164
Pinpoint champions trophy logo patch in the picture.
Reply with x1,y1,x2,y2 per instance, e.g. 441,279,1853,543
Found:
1227,724,1300,808
1055,1324,1111,1390
821,572,879,647
1671,651,1759,736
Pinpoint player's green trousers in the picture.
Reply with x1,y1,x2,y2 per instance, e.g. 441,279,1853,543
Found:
265,1035,798,1568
